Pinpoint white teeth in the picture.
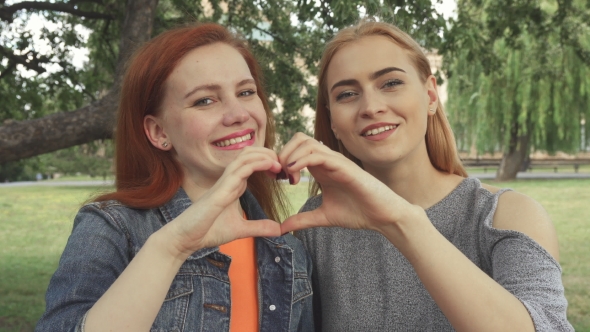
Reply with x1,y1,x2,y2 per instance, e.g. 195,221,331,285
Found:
215,133,252,147
362,125,397,137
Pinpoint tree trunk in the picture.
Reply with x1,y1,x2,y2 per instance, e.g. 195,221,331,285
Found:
0,0,159,164
496,124,531,181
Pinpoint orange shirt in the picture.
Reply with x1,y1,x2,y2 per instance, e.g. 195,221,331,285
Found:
219,234,259,332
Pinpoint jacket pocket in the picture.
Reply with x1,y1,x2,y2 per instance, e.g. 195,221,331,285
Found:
151,275,194,332
293,271,312,303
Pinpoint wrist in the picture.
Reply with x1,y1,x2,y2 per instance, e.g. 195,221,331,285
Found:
150,224,196,264
377,205,434,255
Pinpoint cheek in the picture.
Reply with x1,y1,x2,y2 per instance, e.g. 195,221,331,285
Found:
330,112,354,135
251,100,268,131
175,115,213,144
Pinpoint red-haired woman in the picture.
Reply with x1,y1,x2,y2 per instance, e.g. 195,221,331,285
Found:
278,20,572,331
36,23,313,332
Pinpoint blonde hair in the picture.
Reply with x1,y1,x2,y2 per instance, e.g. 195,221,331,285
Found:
312,19,466,195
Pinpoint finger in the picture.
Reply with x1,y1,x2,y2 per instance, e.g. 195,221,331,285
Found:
280,210,331,234
236,219,282,239
283,138,333,172
289,169,301,185
277,132,314,166
207,157,282,207
214,158,280,198
287,150,340,174
224,153,281,180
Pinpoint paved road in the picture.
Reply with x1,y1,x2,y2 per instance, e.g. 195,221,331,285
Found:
1,172,589,188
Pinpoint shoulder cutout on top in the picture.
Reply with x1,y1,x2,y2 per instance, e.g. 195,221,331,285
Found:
492,190,560,261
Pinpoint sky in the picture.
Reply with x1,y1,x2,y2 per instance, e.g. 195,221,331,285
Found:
434,0,457,19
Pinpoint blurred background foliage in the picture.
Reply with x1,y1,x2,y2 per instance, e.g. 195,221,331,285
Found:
0,0,589,181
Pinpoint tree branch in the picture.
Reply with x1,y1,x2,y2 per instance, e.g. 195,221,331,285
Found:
0,0,159,163
0,61,16,79
0,45,48,74
252,26,301,53
0,1,113,23
0,91,117,162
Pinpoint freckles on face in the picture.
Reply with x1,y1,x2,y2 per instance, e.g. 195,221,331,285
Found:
156,43,267,182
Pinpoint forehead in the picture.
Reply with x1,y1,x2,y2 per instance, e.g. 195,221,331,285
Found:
326,35,417,83
168,42,253,88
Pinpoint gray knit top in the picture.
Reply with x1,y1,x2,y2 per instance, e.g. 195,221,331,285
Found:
296,177,573,331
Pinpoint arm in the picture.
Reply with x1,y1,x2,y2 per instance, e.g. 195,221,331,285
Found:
279,134,569,332
40,147,283,332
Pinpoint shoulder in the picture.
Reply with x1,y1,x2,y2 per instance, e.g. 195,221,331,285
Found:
77,200,147,225
75,201,162,241
299,194,323,213
491,189,560,261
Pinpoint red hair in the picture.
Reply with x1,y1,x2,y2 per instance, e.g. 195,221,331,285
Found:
96,23,288,221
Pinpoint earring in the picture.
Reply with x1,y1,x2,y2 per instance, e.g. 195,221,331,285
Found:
429,108,436,114
163,142,168,148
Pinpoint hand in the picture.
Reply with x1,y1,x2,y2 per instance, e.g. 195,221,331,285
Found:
165,147,283,258
278,133,421,235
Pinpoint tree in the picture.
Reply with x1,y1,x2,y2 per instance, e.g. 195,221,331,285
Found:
0,0,156,165
0,0,447,168
442,0,590,180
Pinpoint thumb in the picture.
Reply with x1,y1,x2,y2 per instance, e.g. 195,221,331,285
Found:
238,219,282,239
281,210,329,234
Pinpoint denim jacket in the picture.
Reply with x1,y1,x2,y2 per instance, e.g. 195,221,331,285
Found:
35,188,314,332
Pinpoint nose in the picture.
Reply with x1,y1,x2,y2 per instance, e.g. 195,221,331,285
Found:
360,90,387,118
222,98,250,126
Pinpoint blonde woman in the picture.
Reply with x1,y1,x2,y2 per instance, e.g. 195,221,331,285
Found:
279,20,572,331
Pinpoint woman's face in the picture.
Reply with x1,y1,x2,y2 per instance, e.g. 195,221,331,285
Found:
146,42,267,185
325,35,438,170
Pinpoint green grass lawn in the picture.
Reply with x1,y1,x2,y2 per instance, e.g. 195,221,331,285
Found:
0,180,588,331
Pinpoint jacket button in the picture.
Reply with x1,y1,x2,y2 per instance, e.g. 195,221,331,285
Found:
274,256,281,263
269,305,276,311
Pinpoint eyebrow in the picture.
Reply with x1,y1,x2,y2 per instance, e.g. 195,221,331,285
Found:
370,67,406,80
329,67,406,93
184,78,256,99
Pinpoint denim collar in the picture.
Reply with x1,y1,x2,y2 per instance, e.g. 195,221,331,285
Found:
158,187,288,259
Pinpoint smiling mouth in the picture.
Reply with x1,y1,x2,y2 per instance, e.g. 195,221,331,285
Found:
361,125,398,137
214,133,254,147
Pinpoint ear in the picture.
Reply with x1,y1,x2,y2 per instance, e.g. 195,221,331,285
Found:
426,75,439,116
144,115,171,150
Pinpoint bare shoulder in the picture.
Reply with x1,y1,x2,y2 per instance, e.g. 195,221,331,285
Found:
492,189,560,261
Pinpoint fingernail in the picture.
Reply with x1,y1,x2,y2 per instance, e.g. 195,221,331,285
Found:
289,174,294,185
276,170,287,180
287,161,296,167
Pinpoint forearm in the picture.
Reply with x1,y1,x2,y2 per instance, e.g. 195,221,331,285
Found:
84,226,192,332
379,209,535,332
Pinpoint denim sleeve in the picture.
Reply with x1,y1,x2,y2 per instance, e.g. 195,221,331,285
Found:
297,244,315,332
35,204,132,332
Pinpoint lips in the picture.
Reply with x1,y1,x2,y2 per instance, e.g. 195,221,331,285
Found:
361,124,398,137
213,132,254,147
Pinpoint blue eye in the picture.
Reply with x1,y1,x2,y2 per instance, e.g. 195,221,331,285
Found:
239,89,256,97
193,98,213,107
383,79,403,89
335,91,357,101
